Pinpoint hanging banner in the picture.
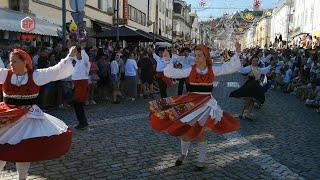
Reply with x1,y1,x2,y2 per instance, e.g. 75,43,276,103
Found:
199,0,206,8
253,0,261,10
240,11,255,22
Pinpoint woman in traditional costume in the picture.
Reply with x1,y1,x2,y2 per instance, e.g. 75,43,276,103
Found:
149,44,241,170
0,47,77,179
229,55,271,120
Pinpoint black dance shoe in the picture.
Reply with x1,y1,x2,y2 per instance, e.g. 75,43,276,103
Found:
175,155,186,166
194,162,207,171
74,124,89,130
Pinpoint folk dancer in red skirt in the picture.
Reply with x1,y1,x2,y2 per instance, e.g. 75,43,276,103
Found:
0,47,77,179
71,44,91,130
149,43,242,170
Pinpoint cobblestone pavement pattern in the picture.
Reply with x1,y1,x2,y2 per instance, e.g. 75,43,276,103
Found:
1,71,319,180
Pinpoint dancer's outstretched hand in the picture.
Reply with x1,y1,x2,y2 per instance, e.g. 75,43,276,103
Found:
69,46,78,57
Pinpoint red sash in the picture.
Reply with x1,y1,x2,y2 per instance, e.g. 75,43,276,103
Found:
73,80,89,102
156,72,173,87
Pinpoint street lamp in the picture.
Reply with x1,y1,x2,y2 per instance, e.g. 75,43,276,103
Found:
107,0,120,46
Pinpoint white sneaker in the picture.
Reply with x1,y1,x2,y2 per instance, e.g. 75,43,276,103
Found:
91,100,97,105
131,98,136,101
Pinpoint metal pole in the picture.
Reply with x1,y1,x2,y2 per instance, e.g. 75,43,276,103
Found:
153,23,155,45
171,0,173,44
287,0,292,48
116,0,120,47
75,0,80,45
147,0,150,21
62,0,66,46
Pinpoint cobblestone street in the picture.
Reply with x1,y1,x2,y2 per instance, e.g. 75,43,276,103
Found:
1,73,319,180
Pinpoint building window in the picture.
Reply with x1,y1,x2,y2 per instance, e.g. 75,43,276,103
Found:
98,0,113,11
9,0,20,11
162,19,164,34
129,5,146,26
174,3,182,14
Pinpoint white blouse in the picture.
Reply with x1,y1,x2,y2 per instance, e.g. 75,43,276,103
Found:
0,54,74,87
164,53,241,79
71,50,90,80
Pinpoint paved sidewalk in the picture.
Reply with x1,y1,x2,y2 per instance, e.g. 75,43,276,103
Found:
1,73,319,179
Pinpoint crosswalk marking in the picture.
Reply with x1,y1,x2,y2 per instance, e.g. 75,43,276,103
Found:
227,82,240,88
212,81,240,88
213,81,219,87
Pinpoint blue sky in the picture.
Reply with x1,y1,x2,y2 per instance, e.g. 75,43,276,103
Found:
185,0,280,20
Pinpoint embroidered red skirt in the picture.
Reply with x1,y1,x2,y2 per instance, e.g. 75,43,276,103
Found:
0,102,29,128
73,80,89,103
149,93,240,140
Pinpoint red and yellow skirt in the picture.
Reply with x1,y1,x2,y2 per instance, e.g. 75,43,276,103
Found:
149,93,240,140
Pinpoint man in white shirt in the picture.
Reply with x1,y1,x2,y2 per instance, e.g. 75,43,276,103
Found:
71,44,90,130
171,48,195,95
153,47,172,98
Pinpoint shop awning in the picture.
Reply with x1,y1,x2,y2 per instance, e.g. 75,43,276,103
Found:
95,26,153,42
92,19,112,32
135,29,165,42
0,9,60,36
312,29,320,37
150,33,172,43
136,29,172,43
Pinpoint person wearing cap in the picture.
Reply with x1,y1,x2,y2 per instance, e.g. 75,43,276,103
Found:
71,43,91,130
149,43,242,171
0,47,77,179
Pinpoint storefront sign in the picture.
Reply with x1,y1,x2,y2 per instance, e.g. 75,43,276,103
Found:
21,34,37,40
21,17,36,32
123,0,129,25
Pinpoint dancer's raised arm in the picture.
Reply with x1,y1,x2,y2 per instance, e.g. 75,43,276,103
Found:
33,46,77,86
213,42,242,76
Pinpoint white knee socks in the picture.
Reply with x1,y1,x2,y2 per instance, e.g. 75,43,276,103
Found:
197,141,207,163
16,162,30,180
0,160,6,171
181,139,191,156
